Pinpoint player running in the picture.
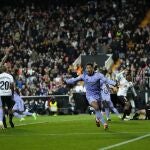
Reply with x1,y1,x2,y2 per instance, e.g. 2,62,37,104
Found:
64,63,117,130
116,71,137,120
101,83,121,121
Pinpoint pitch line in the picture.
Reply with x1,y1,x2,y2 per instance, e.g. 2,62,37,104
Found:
0,132,150,137
6,117,89,128
99,133,150,150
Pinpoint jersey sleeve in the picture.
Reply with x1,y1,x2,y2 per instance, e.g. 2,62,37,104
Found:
99,73,116,86
65,75,83,84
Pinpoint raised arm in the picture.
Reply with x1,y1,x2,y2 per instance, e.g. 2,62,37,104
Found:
0,55,8,67
99,73,116,86
0,46,14,67
65,75,83,84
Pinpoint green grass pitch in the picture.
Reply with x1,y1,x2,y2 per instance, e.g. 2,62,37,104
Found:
0,114,150,150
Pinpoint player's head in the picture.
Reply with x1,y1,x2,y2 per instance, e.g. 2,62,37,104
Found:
86,63,94,75
0,65,7,73
126,74,132,81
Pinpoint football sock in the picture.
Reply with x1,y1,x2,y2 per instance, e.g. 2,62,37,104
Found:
105,108,110,119
111,107,120,116
23,111,33,116
95,110,106,125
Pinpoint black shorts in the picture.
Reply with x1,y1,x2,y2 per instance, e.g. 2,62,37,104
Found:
117,96,128,106
1,96,15,109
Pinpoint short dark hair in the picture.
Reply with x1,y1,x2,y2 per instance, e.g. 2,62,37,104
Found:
0,65,7,73
86,63,93,67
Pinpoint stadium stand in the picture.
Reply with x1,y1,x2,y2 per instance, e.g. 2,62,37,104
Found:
0,0,150,114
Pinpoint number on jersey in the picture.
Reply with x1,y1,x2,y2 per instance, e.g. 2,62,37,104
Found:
0,81,10,90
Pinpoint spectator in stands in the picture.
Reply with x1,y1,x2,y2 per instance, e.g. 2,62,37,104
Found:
0,0,149,97
49,97,58,116
45,98,51,115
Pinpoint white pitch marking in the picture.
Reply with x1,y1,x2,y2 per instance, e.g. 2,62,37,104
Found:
99,133,150,150
0,132,150,137
7,117,89,127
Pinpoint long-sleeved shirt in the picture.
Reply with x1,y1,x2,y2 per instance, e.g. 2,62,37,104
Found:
66,72,116,101
117,78,133,97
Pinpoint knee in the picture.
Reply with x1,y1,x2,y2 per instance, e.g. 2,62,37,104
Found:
90,101,99,111
94,105,99,111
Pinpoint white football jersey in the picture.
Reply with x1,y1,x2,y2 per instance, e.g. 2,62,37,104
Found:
117,78,133,97
0,72,14,96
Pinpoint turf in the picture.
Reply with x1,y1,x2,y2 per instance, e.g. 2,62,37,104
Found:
0,114,150,150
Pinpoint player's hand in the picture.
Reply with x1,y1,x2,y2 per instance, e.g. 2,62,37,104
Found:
62,78,67,84
5,45,14,54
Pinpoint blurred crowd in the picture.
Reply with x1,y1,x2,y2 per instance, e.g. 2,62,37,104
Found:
0,0,150,96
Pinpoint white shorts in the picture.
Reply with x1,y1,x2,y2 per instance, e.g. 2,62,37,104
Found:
86,96,101,105
13,100,24,112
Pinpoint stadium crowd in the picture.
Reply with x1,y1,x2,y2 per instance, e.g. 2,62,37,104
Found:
0,0,150,98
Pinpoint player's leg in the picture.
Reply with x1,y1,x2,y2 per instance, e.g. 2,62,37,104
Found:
1,96,8,128
108,100,121,118
132,109,146,120
90,100,108,129
19,100,37,120
122,102,130,120
6,96,15,128
123,100,132,120
0,104,4,129
126,101,132,117
0,98,4,128
13,111,25,118
132,110,140,120
14,100,26,121
118,96,129,120
102,100,111,121
105,107,111,121
3,114,7,128
0,107,3,122
13,104,25,121
22,111,37,120
138,109,146,119
23,111,32,116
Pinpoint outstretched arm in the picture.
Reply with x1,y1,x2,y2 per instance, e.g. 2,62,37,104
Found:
99,73,116,86
65,75,83,84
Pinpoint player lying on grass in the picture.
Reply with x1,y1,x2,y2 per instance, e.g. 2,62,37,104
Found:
12,88,37,121
64,63,117,130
